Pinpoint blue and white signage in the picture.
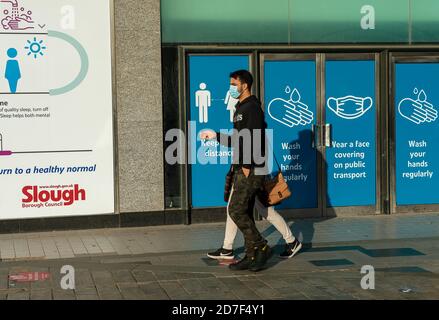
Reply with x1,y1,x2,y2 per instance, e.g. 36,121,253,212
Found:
395,63,439,205
264,60,318,209
325,60,376,207
188,55,250,208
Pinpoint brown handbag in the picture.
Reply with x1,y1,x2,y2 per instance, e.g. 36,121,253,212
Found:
261,154,291,206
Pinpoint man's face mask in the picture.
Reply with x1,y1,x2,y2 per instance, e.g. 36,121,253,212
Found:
327,96,373,120
229,85,241,99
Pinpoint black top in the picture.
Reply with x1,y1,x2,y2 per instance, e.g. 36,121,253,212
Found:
215,95,267,169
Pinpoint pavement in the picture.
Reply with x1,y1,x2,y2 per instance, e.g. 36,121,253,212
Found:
0,212,439,300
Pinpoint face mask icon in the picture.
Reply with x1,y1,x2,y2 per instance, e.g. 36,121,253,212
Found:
327,95,373,120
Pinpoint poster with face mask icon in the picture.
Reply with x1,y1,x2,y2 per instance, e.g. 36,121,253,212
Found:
0,0,114,219
325,60,376,207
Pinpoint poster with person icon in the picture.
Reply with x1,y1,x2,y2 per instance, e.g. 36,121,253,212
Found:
188,54,250,208
0,38,47,94
0,0,114,220
5,47,21,93
195,82,211,123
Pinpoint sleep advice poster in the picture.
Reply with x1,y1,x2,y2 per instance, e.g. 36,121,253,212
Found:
0,0,114,219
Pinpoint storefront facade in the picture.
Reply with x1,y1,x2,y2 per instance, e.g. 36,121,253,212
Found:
162,0,439,222
0,0,438,233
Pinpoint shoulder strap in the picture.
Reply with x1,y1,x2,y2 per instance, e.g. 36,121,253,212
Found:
266,138,282,172
273,153,282,172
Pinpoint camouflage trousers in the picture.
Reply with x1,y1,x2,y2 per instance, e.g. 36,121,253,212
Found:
228,166,267,257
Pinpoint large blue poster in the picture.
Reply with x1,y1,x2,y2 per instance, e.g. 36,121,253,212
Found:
264,60,318,209
325,60,376,207
395,63,439,205
188,55,249,208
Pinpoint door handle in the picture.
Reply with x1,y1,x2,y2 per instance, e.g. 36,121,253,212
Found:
324,123,332,147
311,124,322,148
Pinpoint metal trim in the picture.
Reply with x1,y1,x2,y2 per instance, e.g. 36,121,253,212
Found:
375,52,382,214
178,47,190,223
109,0,119,215
325,53,376,60
380,50,391,214
392,53,439,63
319,53,327,217
179,44,439,51
389,52,397,214
316,53,324,217
261,53,318,61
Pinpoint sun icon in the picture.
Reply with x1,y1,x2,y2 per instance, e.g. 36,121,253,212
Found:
25,37,47,59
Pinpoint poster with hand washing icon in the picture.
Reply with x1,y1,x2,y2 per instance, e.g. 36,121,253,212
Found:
325,60,376,207
0,0,114,219
395,63,439,206
264,59,318,210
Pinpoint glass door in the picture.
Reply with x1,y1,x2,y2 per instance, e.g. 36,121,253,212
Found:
322,54,381,217
261,54,322,218
261,53,382,218
390,54,439,214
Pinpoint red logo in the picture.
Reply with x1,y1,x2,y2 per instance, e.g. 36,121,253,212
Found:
22,184,86,207
9,272,50,282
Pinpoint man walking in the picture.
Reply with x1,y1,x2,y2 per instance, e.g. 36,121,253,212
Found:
200,70,273,272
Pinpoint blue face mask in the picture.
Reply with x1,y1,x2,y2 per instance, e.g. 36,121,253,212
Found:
229,85,241,99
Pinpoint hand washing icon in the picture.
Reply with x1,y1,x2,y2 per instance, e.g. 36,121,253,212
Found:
267,87,314,128
327,95,373,120
398,88,438,125
1,0,35,31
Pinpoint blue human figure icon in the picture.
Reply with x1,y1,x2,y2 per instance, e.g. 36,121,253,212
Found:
5,48,21,94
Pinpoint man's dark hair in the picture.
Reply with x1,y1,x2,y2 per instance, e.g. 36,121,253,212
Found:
230,70,253,90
